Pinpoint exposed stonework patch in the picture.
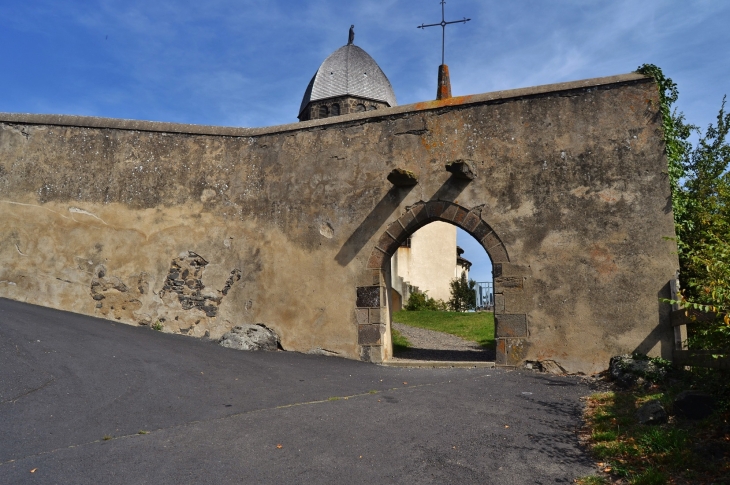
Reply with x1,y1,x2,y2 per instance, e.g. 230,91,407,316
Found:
159,251,241,318
89,265,145,321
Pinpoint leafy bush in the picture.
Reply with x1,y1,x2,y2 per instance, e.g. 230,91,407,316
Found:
638,64,730,346
404,291,446,311
448,272,476,312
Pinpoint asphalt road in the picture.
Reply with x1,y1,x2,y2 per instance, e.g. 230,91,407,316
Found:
0,298,598,484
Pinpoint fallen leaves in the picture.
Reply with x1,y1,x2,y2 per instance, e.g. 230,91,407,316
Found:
276,444,283,449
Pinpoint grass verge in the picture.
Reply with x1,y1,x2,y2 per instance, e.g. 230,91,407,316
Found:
391,327,411,352
392,310,494,348
576,385,730,484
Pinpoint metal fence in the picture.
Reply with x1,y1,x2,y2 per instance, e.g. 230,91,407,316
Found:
475,281,494,310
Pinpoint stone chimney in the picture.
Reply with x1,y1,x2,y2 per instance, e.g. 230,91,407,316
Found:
437,64,452,100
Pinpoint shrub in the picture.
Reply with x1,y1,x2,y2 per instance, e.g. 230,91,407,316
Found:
449,272,476,312
404,291,444,311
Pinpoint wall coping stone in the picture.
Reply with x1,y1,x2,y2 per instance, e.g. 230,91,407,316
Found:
0,73,649,137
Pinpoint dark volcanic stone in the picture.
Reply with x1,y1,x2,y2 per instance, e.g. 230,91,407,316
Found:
636,399,667,425
219,324,280,351
674,390,715,420
609,354,667,388
386,168,418,187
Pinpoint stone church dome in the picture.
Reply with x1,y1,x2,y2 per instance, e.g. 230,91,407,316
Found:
298,44,397,121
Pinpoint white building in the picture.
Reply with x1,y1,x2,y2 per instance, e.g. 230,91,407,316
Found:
390,222,471,310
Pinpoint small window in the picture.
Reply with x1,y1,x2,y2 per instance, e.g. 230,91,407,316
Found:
319,105,329,118
356,104,366,112
331,103,340,116
367,105,377,111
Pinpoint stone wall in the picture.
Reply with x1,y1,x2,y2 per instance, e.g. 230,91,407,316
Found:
0,73,679,373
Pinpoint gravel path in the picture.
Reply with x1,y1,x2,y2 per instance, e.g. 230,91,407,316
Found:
390,322,496,362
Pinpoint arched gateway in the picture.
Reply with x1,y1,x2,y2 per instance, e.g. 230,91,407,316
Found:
0,72,679,374
355,200,515,364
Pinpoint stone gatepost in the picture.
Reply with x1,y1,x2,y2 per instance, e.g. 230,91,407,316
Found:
356,269,388,363
494,263,531,367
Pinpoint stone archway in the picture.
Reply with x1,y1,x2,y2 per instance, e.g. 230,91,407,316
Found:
355,200,523,365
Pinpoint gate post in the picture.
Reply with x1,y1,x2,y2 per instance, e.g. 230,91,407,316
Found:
494,263,530,367
356,268,387,363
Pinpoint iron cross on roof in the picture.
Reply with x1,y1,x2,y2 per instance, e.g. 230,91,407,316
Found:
417,0,471,66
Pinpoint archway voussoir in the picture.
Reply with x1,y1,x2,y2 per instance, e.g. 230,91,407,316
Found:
425,200,445,219
440,202,458,221
386,220,408,243
398,211,417,233
471,221,491,241
480,231,501,251
367,248,387,269
410,203,428,224
376,231,400,255
487,244,510,263
452,206,469,225
462,211,481,232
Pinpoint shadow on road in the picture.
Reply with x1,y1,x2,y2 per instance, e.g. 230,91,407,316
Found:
392,346,496,362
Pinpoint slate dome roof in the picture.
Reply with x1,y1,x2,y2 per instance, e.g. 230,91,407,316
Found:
299,44,397,117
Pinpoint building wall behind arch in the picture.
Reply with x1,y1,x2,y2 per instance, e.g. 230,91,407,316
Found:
0,73,678,373
391,221,457,303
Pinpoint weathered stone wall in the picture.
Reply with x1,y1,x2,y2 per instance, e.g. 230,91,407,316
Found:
0,73,678,373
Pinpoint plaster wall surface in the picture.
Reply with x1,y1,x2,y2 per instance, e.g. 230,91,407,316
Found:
0,73,678,373
391,221,457,303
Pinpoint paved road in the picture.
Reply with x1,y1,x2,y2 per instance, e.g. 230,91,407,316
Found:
0,298,598,484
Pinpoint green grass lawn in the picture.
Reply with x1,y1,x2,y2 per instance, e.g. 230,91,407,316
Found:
390,328,411,352
392,310,495,348
577,386,729,485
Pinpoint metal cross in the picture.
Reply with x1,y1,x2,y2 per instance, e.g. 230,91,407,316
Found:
417,1,471,66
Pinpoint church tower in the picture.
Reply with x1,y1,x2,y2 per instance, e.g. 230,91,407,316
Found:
298,27,397,121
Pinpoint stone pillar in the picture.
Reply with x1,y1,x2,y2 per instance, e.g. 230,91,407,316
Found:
356,269,387,363
437,64,452,100
493,263,530,367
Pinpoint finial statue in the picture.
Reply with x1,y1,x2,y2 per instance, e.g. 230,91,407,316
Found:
348,25,355,45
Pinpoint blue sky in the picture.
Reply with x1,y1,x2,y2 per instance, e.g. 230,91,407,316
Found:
2,0,728,282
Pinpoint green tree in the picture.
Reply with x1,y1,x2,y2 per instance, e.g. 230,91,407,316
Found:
638,65,730,344
449,272,476,312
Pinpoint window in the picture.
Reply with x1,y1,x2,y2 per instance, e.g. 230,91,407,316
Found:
367,105,377,111
319,105,329,118
356,103,366,112
331,103,340,116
